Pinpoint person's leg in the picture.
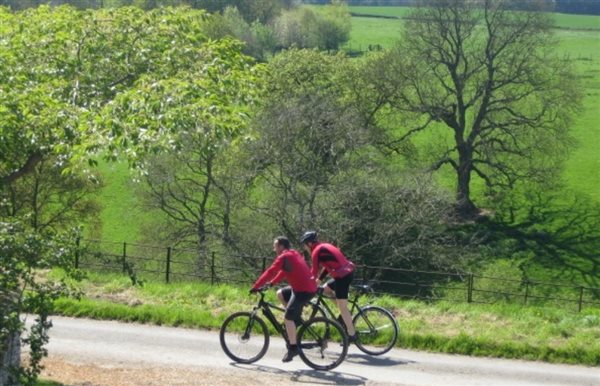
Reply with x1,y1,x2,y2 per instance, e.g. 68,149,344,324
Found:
277,286,292,307
282,291,300,362
282,291,314,362
332,274,356,338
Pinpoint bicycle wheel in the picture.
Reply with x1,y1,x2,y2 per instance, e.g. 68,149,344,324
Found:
297,316,348,371
353,306,398,355
219,311,269,363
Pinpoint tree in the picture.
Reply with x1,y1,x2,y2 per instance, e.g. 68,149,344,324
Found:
274,3,351,51
246,49,368,240
0,5,261,383
360,0,581,220
103,38,262,252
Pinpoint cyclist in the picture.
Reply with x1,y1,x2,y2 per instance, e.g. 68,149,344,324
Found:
300,231,357,342
251,236,317,362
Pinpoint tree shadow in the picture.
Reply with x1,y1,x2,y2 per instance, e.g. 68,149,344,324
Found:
230,363,368,385
345,352,414,367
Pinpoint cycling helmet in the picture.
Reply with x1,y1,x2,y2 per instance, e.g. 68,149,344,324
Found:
300,231,318,244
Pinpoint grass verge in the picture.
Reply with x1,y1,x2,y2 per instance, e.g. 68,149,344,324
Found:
50,271,600,367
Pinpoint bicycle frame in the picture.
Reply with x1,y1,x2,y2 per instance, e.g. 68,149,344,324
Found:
253,289,345,352
310,284,370,320
251,290,288,340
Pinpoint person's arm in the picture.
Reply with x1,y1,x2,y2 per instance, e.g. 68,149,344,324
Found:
252,255,283,290
270,270,285,285
318,267,328,281
311,250,320,278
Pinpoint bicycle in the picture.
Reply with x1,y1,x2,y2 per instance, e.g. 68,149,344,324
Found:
306,283,399,356
219,285,348,371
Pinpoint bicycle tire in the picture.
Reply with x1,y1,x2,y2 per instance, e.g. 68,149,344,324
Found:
353,306,398,356
297,316,348,371
219,311,270,363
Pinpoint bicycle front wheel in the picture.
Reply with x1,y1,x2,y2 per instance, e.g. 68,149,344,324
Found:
297,316,348,371
219,311,269,363
353,306,398,355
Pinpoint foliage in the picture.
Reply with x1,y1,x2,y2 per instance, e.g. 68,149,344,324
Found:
0,221,81,385
0,4,262,383
274,3,351,50
244,49,368,241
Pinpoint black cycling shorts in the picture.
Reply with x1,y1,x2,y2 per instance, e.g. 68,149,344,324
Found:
325,272,354,300
280,286,315,321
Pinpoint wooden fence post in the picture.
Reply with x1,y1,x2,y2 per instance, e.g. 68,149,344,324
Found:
166,247,172,284
467,274,474,303
524,280,530,305
211,252,216,285
122,242,127,273
75,236,80,269
578,286,585,312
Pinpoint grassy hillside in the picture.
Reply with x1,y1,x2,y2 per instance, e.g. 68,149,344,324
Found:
90,160,160,243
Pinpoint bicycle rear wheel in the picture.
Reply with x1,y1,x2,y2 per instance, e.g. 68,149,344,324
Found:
219,311,269,363
353,306,398,355
297,316,348,371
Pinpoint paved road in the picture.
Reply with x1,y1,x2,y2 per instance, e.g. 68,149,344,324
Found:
37,316,599,386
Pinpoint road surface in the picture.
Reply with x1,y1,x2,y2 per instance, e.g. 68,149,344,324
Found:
32,315,599,386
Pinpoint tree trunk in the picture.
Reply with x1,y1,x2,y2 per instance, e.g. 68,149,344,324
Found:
456,148,479,221
0,327,21,386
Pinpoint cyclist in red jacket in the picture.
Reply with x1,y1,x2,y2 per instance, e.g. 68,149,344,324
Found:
251,236,317,362
300,231,357,342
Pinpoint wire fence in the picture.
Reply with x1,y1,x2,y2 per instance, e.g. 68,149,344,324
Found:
75,238,600,312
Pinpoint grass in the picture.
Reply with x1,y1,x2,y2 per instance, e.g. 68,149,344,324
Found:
35,381,63,386
90,159,162,243
50,271,600,366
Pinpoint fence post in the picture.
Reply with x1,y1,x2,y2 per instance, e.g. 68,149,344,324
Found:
122,242,127,273
261,256,266,273
75,236,80,269
524,280,529,305
578,286,584,312
211,252,216,285
467,274,473,303
165,247,172,284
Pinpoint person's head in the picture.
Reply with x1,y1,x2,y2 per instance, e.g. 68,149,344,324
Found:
300,230,318,252
273,236,291,254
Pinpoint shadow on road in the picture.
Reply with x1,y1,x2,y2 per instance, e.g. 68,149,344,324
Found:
345,352,414,367
230,363,368,385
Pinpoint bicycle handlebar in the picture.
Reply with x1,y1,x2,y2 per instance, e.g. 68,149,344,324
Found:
250,284,272,295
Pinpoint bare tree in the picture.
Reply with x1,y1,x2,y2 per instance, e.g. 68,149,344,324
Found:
359,0,581,220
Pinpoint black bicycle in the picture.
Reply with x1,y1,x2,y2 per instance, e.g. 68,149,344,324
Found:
219,285,348,370
306,284,399,356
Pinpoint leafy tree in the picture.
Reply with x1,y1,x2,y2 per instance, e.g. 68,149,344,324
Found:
274,3,351,50
247,49,368,239
0,5,261,383
359,0,582,220
103,38,263,252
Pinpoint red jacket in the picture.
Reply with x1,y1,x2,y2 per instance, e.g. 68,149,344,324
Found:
310,242,355,279
253,249,317,293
